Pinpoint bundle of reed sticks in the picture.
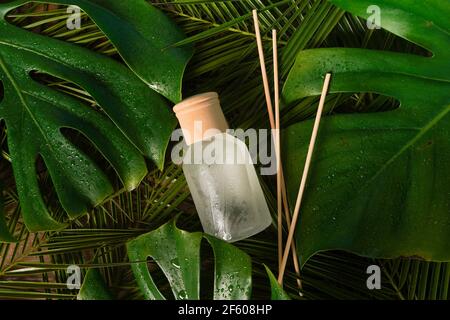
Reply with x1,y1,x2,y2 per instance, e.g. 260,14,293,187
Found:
252,9,332,291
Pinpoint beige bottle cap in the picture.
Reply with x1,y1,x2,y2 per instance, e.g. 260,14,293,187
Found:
173,92,229,145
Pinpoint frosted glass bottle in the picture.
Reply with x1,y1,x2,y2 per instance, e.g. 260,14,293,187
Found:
173,92,272,242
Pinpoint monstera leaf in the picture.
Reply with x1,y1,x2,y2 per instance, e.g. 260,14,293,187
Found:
77,268,114,300
6,0,194,103
0,1,192,238
282,0,450,264
127,220,289,300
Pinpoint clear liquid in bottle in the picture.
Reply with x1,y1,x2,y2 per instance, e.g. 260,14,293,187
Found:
182,133,272,242
174,92,273,242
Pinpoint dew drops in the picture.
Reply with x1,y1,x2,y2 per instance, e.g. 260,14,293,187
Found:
171,258,180,269
177,290,187,299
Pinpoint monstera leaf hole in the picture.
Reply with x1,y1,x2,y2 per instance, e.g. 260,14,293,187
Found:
282,92,401,127
29,71,103,112
34,154,61,219
199,239,216,299
146,256,176,300
0,80,3,103
335,93,400,114
325,14,433,58
34,147,112,222
60,128,118,185
30,70,85,95
0,120,8,159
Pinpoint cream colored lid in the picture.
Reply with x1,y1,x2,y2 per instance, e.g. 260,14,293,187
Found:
173,92,229,145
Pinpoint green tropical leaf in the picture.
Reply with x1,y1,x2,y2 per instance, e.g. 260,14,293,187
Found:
127,220,290,300
8,0,194,103
0,1,179,233
264,265,290,300
77,268,114,300
282,0,450,264
127,219,252,300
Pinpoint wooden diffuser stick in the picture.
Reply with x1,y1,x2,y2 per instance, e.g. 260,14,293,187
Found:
273,29,284,271
253,9,303,290
278,73,332,284
252,10,275,130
